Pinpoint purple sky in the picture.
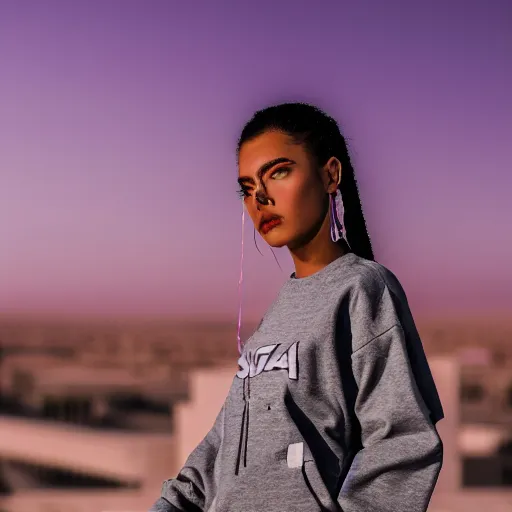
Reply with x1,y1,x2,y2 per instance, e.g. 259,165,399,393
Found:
0,0,511,322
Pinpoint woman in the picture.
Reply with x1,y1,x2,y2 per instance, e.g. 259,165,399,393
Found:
150,102,444,512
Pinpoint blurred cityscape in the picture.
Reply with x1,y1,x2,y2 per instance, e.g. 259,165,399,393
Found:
0,315,511,512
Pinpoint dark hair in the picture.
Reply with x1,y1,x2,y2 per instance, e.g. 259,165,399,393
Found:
237,102,375,261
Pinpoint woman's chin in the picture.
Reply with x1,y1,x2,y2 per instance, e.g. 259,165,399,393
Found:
261,229,289,248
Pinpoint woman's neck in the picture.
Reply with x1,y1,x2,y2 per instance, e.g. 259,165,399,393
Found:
290,238,348,279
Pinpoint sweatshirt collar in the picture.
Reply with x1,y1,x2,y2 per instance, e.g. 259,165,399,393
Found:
287,251,357,284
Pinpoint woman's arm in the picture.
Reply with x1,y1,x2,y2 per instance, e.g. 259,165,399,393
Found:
336,265,444,512
148,405,225,512
338,322,443,512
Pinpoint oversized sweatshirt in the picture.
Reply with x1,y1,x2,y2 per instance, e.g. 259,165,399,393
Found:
149,252,444,512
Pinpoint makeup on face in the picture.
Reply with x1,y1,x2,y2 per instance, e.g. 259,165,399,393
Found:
237,157,296,199
260,216,282,234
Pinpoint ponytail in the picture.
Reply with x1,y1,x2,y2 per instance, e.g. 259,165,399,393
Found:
339,155,375,261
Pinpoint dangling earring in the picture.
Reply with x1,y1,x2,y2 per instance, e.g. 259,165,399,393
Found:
330,174,351,248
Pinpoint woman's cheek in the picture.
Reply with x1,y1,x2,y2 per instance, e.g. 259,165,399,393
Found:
277,178,303,206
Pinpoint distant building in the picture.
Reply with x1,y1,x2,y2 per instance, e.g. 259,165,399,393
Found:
0,316,511,511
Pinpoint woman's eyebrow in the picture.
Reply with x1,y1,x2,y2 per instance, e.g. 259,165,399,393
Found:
238,157,296,185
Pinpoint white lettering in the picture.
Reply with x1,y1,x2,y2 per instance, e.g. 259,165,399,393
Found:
236,351,250,379
251,344,277,377
237,342,299,380
287,342,298,380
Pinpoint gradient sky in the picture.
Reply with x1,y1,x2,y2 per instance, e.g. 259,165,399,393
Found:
0,0,511,322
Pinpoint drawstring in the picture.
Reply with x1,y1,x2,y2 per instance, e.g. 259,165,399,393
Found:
235,204,252,475
235,203,249,476
235,375,251,475
237,204,246,355
235,379,247,475
243,375,250,467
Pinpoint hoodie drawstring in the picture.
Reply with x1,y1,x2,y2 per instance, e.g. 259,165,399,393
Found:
235,375,251,475
243,375,250,467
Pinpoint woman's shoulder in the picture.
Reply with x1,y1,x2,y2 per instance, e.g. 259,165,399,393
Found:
339,253,403,298
336,255,410,340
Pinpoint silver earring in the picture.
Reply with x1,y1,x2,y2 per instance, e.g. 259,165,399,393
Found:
330,175,350,247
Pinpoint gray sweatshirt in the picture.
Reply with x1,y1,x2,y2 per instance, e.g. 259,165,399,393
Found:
150,252,444,512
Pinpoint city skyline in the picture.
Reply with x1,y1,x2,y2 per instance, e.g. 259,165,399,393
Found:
1,0,511,322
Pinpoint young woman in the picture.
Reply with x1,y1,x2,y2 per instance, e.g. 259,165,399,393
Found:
150,102,444,512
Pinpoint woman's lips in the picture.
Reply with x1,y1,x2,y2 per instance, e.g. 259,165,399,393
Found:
260,217,282,234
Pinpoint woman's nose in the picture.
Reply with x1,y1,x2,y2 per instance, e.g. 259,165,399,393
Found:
255,190,274,206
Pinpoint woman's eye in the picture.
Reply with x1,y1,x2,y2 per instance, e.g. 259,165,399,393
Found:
271,168,289,179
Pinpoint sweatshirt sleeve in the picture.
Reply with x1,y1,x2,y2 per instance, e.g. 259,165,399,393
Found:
149,405,225,512
338,270,444,512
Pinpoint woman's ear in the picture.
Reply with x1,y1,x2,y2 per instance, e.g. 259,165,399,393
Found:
323,157,342,194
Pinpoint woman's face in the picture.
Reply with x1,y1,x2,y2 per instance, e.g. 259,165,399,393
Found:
238,131,338,249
